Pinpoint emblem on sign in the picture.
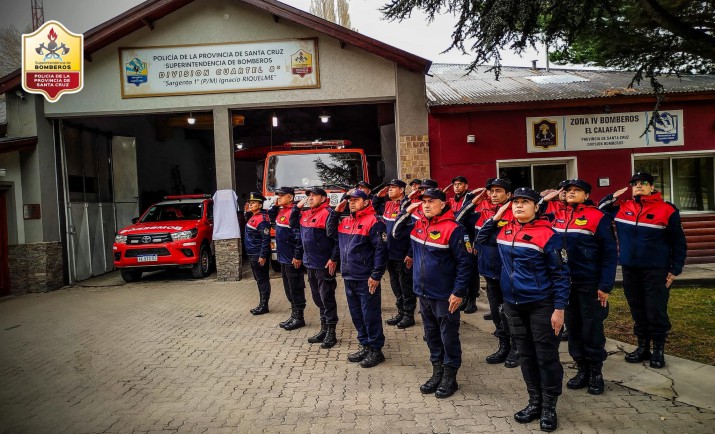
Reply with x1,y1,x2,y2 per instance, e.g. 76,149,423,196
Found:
653,112,678,144
22,20,83,102
125,57,148,87
291,49,313,77
532,119,558,149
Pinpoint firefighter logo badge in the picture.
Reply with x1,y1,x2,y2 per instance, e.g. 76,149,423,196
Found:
532,119,558,150
291,49,313,77
22,21,83,102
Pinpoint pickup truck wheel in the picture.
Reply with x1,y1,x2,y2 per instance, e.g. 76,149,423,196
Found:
120,269,142,283
191,245,211,279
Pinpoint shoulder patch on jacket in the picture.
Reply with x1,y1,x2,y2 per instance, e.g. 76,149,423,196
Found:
497,220,508,227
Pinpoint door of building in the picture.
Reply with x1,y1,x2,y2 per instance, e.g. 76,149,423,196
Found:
0,190,9,296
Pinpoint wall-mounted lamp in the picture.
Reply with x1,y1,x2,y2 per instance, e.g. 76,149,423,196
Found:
319,111,331,123
235,143,244,150
271,114,278,127
467,134,476,143
187,113,196,125
603,105,612,114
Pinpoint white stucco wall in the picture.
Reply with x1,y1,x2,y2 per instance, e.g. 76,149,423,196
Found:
45,0,398,117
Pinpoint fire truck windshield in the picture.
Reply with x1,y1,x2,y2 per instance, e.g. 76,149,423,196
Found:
266,152,364,192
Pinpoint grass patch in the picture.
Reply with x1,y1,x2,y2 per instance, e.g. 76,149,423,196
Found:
604,287,715,366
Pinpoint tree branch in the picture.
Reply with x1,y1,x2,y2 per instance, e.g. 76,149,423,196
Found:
639,0,715,60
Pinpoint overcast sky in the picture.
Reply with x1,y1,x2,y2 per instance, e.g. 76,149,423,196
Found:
1,0,548,67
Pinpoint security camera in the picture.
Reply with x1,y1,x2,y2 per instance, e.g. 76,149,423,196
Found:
15,90,25,100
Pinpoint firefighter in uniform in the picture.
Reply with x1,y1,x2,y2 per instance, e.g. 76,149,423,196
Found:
445,175,480,314
393,188,473,399
477,188,570,432
458,178,519,368
244,192,272,315
546,179,617,395
293,188,341,348
267,187,306,331
599,172,687,368
374,179,416,328
327,189,389,368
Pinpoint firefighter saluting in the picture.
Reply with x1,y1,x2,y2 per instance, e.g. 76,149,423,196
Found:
243,192,272,315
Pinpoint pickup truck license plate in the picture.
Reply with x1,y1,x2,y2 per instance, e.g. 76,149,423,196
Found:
137,255,158,262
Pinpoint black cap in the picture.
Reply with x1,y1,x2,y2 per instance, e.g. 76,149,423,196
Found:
558,179,569,189
355,181,373,190
345,190,369,200
512,187,541,203
419,188,447,201
563,179,592,194
409,178,422,186
629,172,655,184
419,179,438,189
486,178,512,192
275,186,295,196
451,175,468,184
306,187,327,196
248,191,266,202
387,179,407,189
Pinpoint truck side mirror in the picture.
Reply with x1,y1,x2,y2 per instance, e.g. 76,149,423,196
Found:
131,217,139,224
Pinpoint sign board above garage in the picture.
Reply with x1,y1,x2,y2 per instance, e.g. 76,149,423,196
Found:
119,38,319,98
526,110,684,153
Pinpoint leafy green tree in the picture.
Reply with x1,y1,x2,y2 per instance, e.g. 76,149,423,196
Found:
382,1,715,123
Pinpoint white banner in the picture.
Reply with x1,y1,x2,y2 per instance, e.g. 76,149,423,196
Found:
526,110,684,153
119,38,319,98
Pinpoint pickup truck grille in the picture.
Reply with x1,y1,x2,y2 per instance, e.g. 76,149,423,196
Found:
127,233,172,244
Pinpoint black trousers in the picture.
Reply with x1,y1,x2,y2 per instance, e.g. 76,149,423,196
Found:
386,259,416,315
307,267,338,325
565,284,608,365
345,280,385,349
249,256,271,298
505,299,563,396
485,277,510,340
280,263,306,309
622,266,671,341
420,296,462,368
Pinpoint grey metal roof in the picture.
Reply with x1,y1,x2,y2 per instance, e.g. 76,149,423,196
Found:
427,64,715,106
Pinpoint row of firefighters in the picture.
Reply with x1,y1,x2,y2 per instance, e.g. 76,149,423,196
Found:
238,171,686,433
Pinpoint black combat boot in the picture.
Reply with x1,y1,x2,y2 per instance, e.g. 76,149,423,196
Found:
540,393,558,432
386,310,404,326
347,345,370,363
320,324,337,349
463,296,478,314
483,312,493,320
625,337,651,363
307,321,327,344
485,338,509,364
283,308,306,331
650,339,666,369
504,339,519,368
359,347,385,368
435,366,459,398
587,362,604,395
250,294,269,315
396,314,415,329
514,387,542,423
279,307,296,329
420,361,443,394
567,360,590,389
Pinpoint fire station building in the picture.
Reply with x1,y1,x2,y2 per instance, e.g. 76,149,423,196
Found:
0,0,431,293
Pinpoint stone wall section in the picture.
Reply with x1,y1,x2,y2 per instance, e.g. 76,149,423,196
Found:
398,135,430,181
8,242,64,294
214,239,243,281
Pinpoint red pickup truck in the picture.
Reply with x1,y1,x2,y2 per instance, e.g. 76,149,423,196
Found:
113,194,214,282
